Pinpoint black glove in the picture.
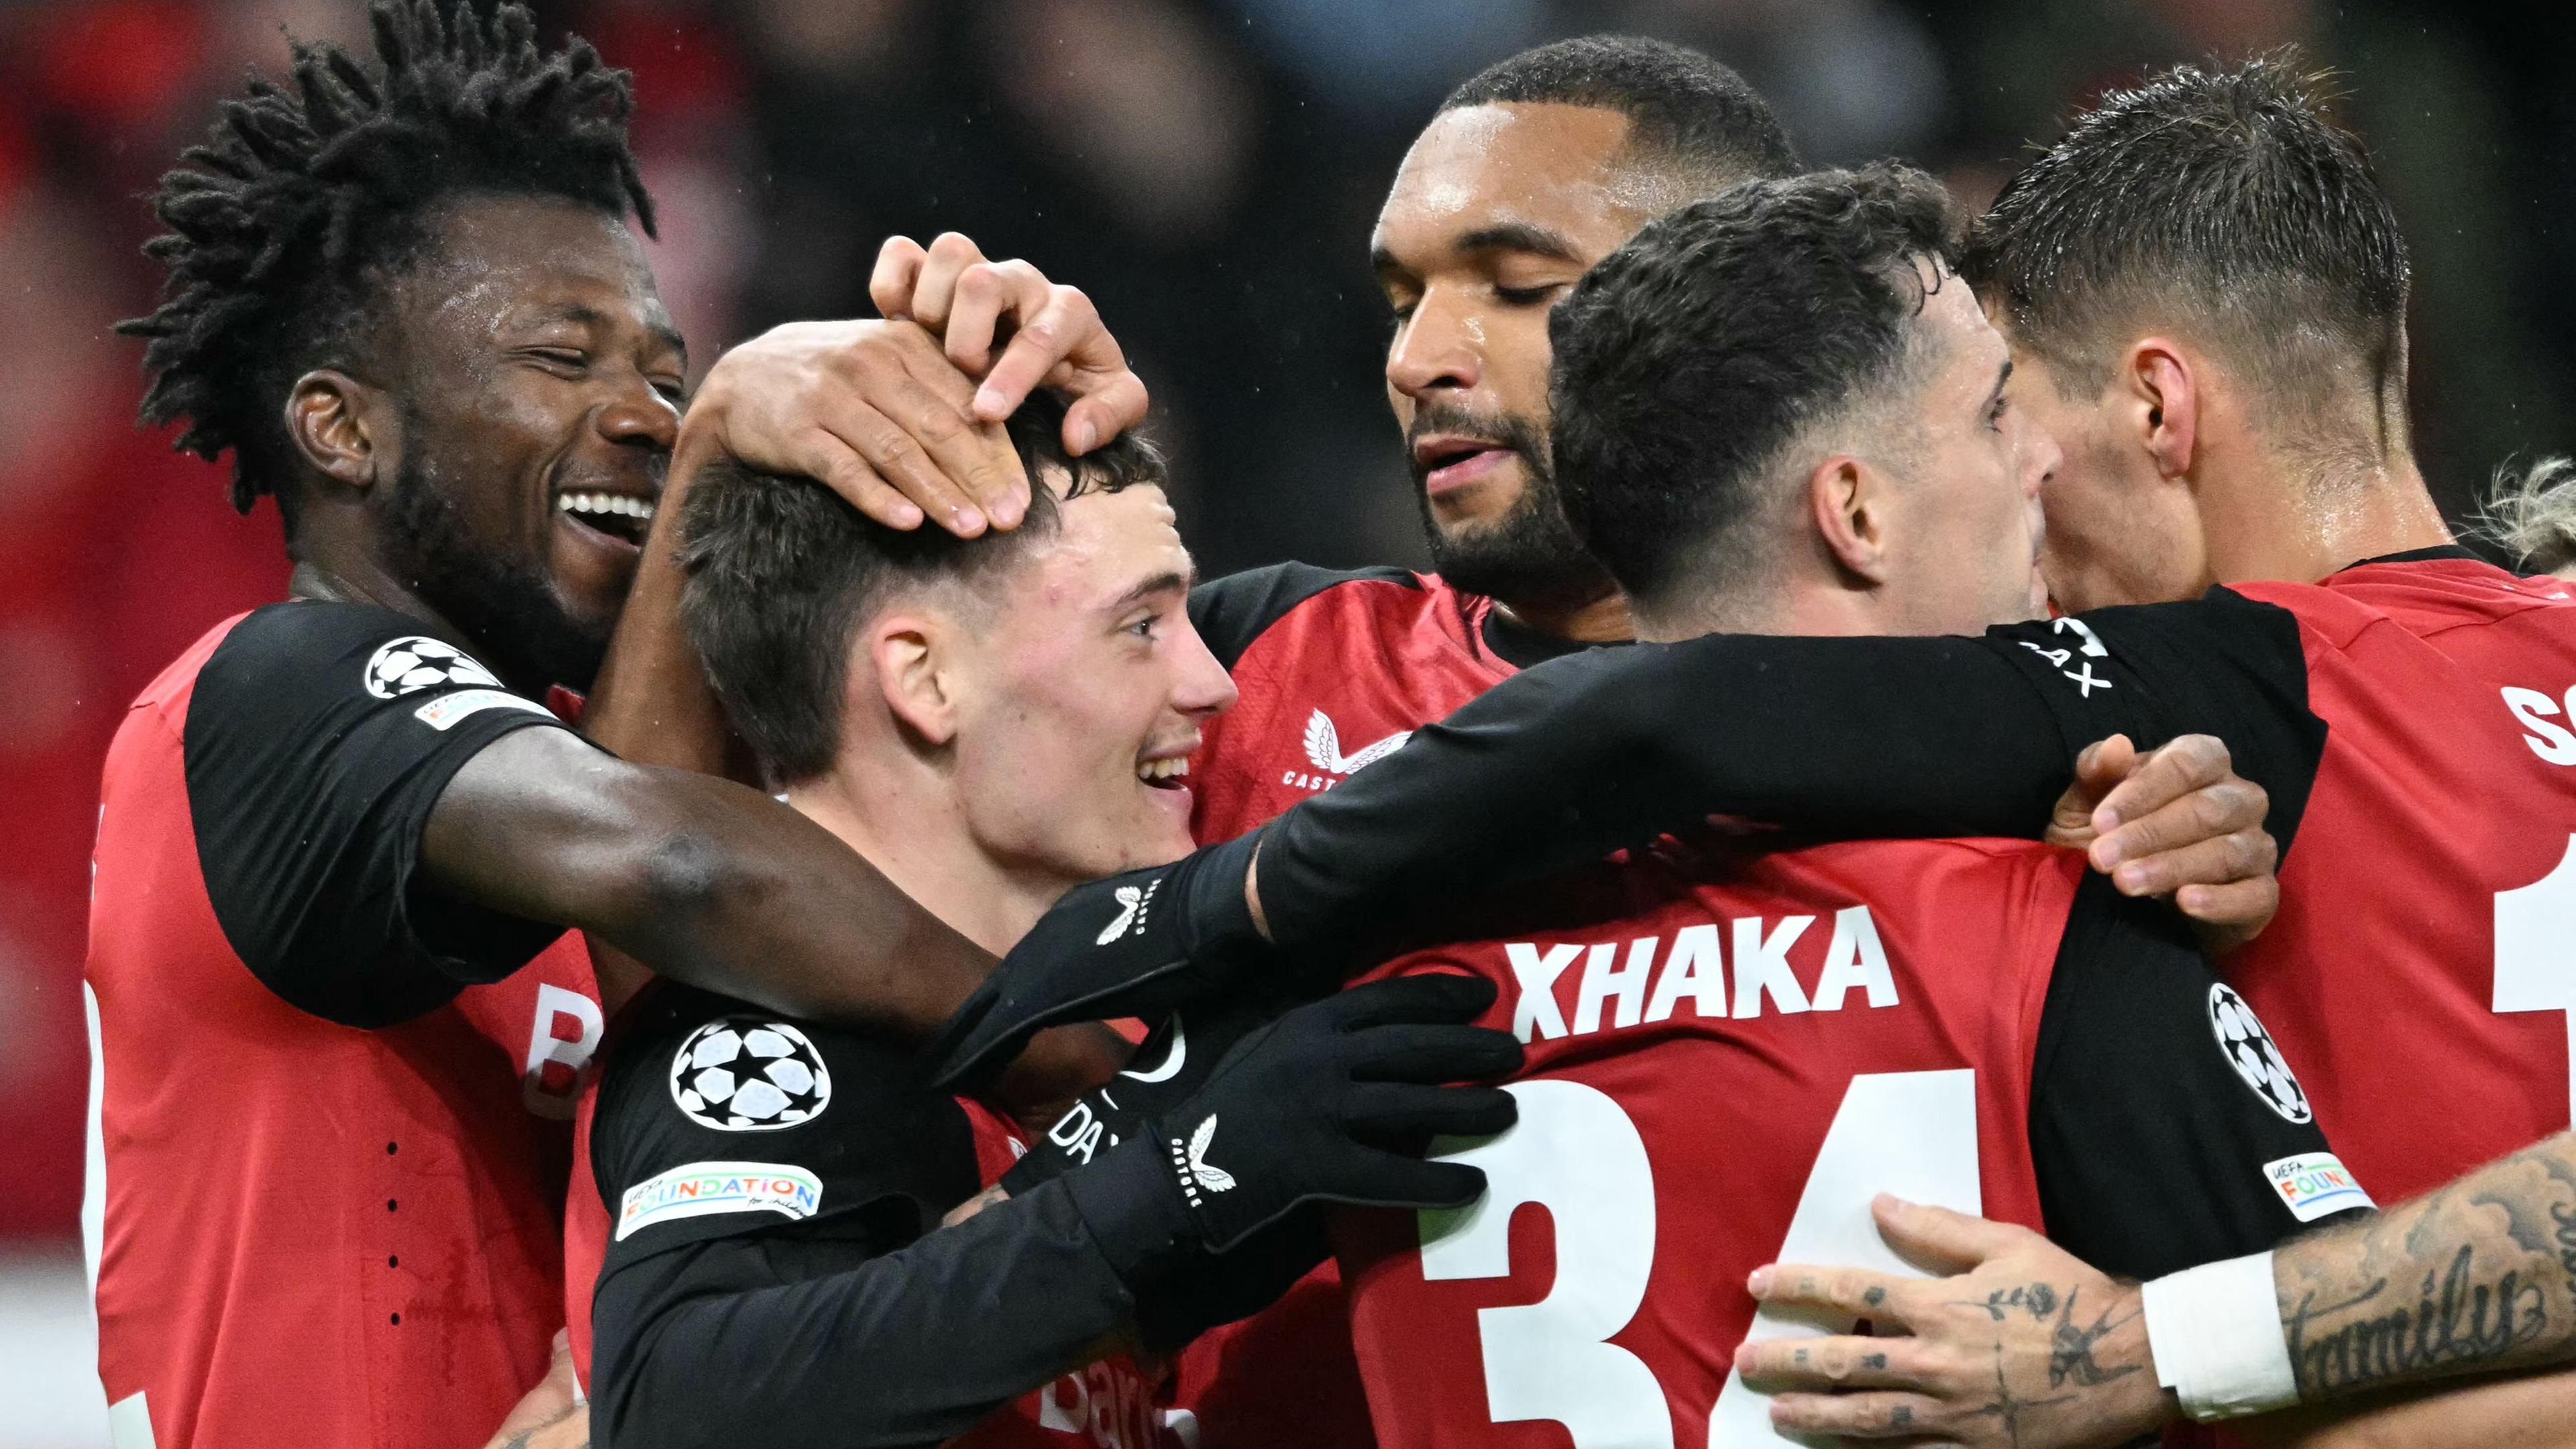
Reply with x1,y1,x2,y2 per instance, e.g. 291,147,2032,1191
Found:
1062,973,1521,1270
1002,983,1302,1196
931,830,1289,1092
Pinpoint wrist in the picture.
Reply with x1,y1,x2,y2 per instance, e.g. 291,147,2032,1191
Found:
2142,1252,2300,1420
1063,1131,1198,1283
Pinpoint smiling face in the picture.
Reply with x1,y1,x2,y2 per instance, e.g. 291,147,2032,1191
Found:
941,481,1237,883
1372,103,1678,606
372,193,684,691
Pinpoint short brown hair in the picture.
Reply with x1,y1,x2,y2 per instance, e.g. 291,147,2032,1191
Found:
676,392,1167,784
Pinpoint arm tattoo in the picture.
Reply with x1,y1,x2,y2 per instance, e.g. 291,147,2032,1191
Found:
2273,1131,2576,1402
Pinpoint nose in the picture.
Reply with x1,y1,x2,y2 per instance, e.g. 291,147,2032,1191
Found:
1169,621,1240,721
596,380,680,460
1385,286,1483,402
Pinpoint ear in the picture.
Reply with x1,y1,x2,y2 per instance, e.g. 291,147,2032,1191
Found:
2121,339,2198,480
1808,455,1894,584
869,613,960,748
284,368,391,494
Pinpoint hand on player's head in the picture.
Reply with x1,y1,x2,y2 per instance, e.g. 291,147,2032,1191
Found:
1737,1196,2169,1448
680,317,1026,535
2046,733,2279,953
871,233,1149,453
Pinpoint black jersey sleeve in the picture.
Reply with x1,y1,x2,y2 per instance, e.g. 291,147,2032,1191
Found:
1255,589,2327,950
181,600,580,1026
1189,562,1418,669
590,984,1195,1448
2027,873,2371,1282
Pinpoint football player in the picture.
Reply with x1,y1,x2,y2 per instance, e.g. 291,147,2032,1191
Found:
959,164,2368,1449
583,392,1519,1448
89,4,1136,1445
951,53,2576,1449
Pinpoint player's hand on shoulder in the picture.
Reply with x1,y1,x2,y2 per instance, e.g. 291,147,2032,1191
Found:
932,833,1287,1092
871,233,1147,454
2048,732,2280,953
1737,1195,2169,1449
678,316,1026,536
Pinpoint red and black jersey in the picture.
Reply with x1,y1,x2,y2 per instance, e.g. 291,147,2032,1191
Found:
1187,564,1595,843
85,601,603,1449
1177,564,1600,1448
1252,546,2576,1258
1337,841,2359,1449
585,983,1185,1449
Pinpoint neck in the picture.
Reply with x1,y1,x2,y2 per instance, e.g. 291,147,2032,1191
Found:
787,765,1065,958
289,557,466,635
2195,423,2452,586
1491,584,1635,643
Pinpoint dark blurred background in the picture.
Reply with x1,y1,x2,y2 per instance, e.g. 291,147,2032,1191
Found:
3,0,2572,1434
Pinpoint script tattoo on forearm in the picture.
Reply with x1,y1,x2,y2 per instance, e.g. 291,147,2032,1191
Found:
2274,1133,2576,1402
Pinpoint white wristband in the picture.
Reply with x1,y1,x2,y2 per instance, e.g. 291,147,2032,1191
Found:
2141,1251,2299,1420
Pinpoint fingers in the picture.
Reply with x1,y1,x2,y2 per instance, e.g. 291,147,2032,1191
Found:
1324,971,1500,1028
1734,1334,1937,1392
944,258,1053,376
1763,1389,1949,1440
1342,1155,1492,1212
972,280,1117,428
821,400,996,535
2099,822,2277,900
908,231,989,334
2087,733,2237,838
1342,1081,1520,1140
2043,733,2134,848
871,235,928,319
1870,1194,2037,1273
2178,875,2279,945
759,425,926,531
1746,1263,1917,1326
1344,1024,1524,1085
1060,370,1151,456
838,362,1030,531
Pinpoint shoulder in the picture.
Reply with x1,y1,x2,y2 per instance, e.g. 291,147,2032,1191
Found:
1190,563,1426,669
594,985,979,1258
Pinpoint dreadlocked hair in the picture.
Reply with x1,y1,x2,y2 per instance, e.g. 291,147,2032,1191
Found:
118,0,653,531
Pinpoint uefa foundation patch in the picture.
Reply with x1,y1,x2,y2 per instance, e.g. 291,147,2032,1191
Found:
617,1161,824,1240
2264,1152,2372,1222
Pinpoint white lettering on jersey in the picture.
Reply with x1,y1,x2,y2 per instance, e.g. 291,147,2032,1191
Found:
522,984,604,1120
2021,616,2116,696
1503,908,1902,1043
2501,685,2576,765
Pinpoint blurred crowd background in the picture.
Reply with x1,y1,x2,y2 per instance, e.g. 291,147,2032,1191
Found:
3,0,2574,1434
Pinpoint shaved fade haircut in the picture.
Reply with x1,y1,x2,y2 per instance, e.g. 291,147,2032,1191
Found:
1551,164,1963,619
119,0,652,538
677,392,1168,786
1963,51,2411,460
1442,35,1802,195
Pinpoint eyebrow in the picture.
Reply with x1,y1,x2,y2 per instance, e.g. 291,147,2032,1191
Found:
1984,357,2014,411
522,303,689,364
1371,221,1587,280
1111,569,1193,613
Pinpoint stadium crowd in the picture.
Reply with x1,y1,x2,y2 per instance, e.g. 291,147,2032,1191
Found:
39,1,2576,1447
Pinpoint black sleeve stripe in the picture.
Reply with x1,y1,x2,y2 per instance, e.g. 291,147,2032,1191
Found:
1189,563,1420,671
2028,873,2365,1282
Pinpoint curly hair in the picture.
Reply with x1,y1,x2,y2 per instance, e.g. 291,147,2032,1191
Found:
1549,163,1962,614
117,0,653,533
2478,457,2576,575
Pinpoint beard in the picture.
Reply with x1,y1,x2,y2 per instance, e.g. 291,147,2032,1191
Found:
1408,402,1615,611
378,443,611,696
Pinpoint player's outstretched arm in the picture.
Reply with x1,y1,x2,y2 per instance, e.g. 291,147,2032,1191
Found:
1737,1131,2576,1449
424,726,1022,1041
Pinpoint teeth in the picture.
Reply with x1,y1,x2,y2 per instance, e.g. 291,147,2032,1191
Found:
1137,757,1190,782
556,492,657,522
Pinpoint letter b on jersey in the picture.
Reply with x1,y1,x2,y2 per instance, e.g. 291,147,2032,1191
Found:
523,984,604,1120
